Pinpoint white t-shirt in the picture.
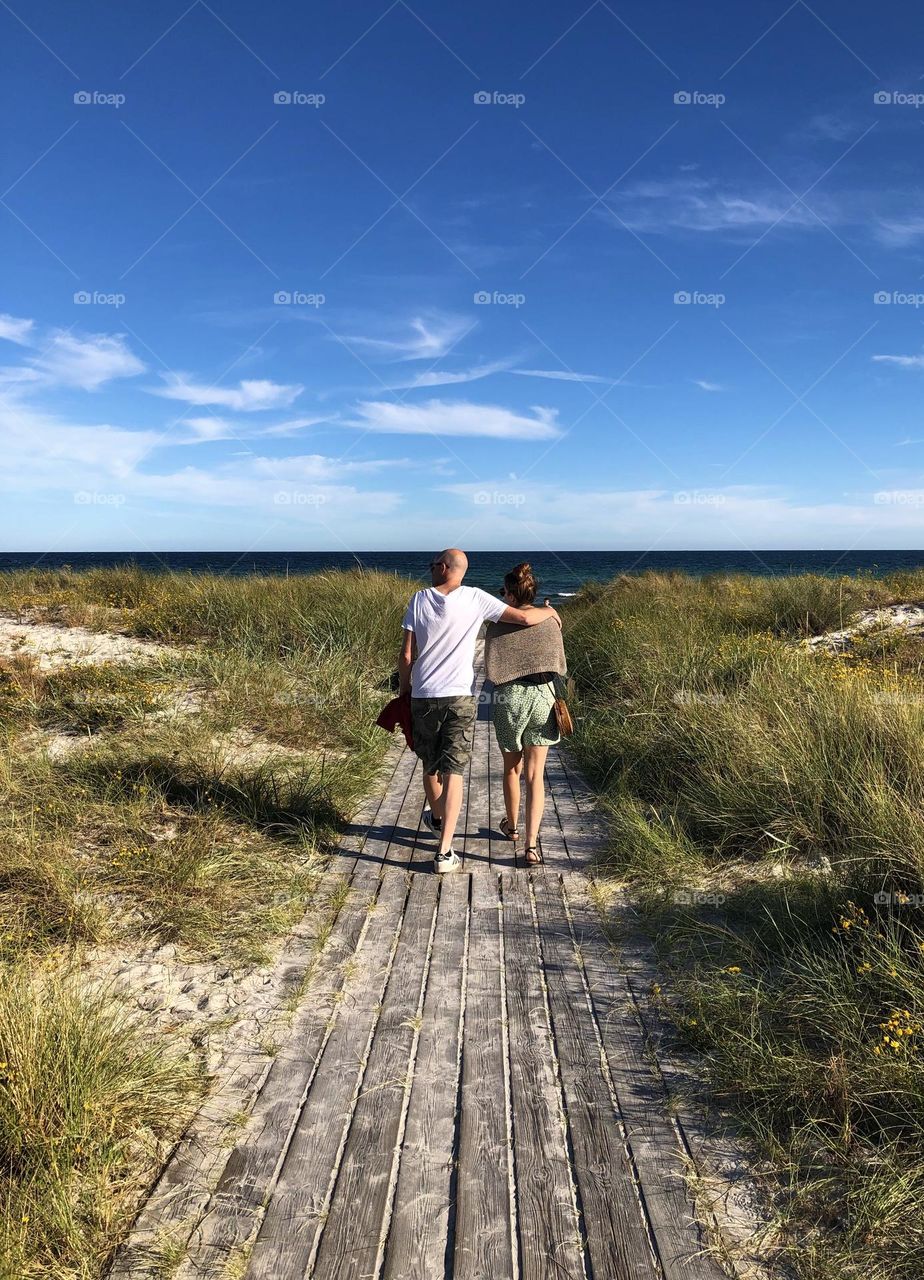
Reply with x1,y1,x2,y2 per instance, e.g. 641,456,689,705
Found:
403,585,508,697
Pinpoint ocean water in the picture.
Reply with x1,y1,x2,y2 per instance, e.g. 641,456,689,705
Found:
2,550,924,599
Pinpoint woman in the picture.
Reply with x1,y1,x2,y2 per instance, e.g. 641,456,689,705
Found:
484,562,566,866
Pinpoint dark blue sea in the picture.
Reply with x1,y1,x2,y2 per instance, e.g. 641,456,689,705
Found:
2,550,924,599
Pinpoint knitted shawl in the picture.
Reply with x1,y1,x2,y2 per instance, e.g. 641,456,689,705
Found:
483,616,567,686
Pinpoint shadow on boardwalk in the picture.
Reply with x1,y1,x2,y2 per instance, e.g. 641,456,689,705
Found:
110,668,735,1280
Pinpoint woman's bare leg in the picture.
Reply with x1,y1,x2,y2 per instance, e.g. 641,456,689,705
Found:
501,751,523,830
523,745,549,855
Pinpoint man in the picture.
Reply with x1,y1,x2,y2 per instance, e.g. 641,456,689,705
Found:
398,548,560,872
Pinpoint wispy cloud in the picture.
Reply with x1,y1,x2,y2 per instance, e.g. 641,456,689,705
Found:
510,368,621,386
386,358,515,390
345,398,561,440
872,352,924,370
29,331,146,391
609,176,821,235
153,374,304,411
181,414,329,443
342,314,472,362
692,379,726,392
0,313,34,345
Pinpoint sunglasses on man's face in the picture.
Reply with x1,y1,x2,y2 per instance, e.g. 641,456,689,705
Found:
429,560,446,571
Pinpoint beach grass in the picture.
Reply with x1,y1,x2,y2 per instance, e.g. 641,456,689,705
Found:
0,565,410,1279
564,568,924,1280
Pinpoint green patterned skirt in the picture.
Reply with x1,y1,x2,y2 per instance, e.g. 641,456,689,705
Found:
491,678,560,753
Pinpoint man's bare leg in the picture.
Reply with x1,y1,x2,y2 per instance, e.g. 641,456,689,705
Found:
423,770,444,820
437,772,464,856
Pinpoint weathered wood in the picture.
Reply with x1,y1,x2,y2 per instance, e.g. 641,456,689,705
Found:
545,749,600,870
532,874,662,1280
563,874,729,1280
501,872,586,1280
383,752,426,871
175,869,389,1271
245,871,411,1279
312,873,440,1278
346,745,418,872
453,873,516,1280
381,874,468,1279
107,867,358,1280
461,711,493,869
116,659,738,1280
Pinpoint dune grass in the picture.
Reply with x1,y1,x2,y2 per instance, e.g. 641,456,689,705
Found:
0,565,411,1279
564,569,924,1280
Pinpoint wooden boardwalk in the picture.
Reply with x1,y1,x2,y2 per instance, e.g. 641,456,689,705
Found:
112,669,731,1280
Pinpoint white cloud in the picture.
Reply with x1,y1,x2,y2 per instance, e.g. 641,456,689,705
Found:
0,313,34,345
693,379,725,392
153,373,304,411
875,218,924,248
873,352,924,370
180,414,328,444
387,358,514,389
345,399,561,440
511,368,619,386
29,331,146,390
343,314,472,362
610,176,821,235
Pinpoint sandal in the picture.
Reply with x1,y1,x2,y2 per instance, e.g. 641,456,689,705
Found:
523,844,544,867
499,816,519,842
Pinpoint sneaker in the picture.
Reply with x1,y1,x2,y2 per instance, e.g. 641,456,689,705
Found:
434,849,461,874
422,807,443,837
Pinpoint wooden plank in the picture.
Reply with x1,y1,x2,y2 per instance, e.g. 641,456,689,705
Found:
382,752,426,871
501,872,585,1280
244,871,411,1279
545,750,600,870
486,701,519,872
381,874,468,1279
556,749,611,845
173,869,389,1272
453,873,516,1280
348,746,418,872
108,866,363,1280
532,874,661,1280
563,875,728,1280
461,712,492,870
312,873,441,1278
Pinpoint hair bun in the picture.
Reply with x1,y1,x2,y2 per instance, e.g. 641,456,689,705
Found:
504,561,537,605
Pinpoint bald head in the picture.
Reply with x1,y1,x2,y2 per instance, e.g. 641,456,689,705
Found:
430,547,468,589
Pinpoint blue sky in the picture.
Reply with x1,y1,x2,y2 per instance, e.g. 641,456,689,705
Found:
2,0,924,554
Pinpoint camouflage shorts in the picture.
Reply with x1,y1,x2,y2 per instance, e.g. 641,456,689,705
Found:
411,696,477,776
